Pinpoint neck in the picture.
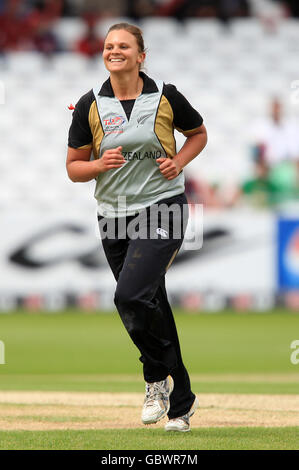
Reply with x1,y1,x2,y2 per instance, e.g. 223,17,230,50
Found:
110,70,143,100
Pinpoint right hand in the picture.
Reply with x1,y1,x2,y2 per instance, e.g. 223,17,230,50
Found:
97,146,125,173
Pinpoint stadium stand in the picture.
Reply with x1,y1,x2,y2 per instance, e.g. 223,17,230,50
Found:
1,16,299,212
1,7,299,310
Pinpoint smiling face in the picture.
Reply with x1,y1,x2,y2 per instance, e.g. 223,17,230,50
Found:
103,29,145,75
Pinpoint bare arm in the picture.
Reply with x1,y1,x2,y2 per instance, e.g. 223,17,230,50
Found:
66,146,125,182
157,124,208,180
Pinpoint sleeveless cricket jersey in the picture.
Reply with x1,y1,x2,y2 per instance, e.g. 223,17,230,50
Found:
68,72,204,218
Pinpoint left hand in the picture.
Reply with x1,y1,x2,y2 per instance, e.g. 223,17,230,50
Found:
156,157,182,180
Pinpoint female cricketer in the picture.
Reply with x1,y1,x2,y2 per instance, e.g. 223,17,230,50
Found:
66,22,207,432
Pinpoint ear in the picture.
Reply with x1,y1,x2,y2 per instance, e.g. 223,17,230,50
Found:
138,52,146,64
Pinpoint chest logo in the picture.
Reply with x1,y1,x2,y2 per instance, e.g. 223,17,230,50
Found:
103,115,126,134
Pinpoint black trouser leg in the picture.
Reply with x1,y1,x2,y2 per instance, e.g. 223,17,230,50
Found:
113,233,182,381
98,193,195,418
154,278,195,418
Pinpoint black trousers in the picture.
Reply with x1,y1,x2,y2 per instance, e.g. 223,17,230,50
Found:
98,192,196,419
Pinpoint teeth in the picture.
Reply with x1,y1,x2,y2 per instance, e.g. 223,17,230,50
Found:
110,59,123,62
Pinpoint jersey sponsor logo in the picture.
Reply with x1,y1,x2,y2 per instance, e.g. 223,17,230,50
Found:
137,113,152,126
123,150,162,160
103,115,126,134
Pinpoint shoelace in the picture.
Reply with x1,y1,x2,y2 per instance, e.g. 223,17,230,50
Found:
145,381,167,405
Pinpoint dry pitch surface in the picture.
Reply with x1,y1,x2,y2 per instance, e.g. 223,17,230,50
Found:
0,391,298,431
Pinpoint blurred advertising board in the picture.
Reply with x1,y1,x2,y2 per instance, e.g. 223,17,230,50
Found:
0,208,281,312
278,218,299,290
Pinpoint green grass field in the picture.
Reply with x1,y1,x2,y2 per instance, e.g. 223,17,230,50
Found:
1,427,299,450
0,310,298,450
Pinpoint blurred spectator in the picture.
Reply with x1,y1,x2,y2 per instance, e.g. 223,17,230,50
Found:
126,0,157,20
185,176,221,208
228,98,299,208
60,0,83,16
0,1,26,50
231,148,281,207
249,0,286,31
0,0,5,14
33,20,62,55
155,0,250,21
279,0,299,17
26,0,63,18
228,133,299,209
77,0,125,17
0,0,63,51
217,0,250,22
252,98,299,169
75,24,104,59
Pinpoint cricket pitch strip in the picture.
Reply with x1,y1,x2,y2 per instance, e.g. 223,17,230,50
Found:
0,392,298,430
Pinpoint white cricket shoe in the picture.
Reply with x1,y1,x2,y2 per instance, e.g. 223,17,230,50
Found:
141,375,174,424
164,396,199,432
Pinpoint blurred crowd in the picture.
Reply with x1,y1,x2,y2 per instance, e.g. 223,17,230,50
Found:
0,0,298,55
186,97,299,210
1,0,299,211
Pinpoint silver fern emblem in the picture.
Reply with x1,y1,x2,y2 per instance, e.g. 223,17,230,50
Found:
137,113,152,126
